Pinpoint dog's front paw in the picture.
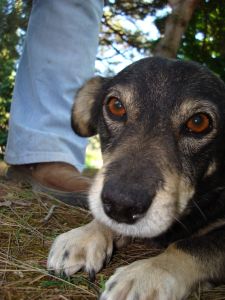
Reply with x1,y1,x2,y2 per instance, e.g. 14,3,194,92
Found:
100,255,191,300
47,220,113,278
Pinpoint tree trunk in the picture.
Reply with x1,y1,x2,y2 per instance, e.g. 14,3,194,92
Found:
153,0,200,58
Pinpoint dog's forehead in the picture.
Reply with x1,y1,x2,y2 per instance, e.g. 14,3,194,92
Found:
107,57,225,114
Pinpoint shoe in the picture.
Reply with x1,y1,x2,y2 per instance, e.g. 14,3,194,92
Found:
6,162,91,209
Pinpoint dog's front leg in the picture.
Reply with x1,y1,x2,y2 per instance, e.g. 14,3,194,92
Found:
47,219,122,279
100,245,198,300
101,228,225,300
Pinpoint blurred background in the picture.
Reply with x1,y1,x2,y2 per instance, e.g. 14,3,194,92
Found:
1,0,225,169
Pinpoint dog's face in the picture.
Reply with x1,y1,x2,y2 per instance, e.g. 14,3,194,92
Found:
72,57,225,238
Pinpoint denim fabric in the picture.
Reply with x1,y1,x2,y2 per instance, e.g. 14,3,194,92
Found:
5,0,104,171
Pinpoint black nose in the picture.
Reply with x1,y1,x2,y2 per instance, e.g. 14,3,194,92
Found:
101,182,154,224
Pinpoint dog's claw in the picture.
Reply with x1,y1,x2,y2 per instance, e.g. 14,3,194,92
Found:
88,269,96,282
59,271,70,279
103,253,112,268
47,221,114,278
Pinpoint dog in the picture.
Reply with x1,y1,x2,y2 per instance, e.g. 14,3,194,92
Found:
47,57,225,299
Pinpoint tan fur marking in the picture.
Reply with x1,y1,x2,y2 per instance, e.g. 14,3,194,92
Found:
196,218,225,236
72,76,103,136
172,99,218,149
102,245,202,299
167,244,224,289
166,244,202,282
204,161,217,178
145,289,158,300
116,280,134,300
173,99,218,127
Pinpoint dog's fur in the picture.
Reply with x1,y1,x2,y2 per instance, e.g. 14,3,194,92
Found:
48,57,225,299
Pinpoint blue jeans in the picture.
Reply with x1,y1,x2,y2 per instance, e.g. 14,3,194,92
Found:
5,0,104,171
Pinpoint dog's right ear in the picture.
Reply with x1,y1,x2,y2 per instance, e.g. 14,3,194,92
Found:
71,76,108,137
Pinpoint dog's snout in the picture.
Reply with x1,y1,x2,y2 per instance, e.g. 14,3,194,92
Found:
101,182,153,224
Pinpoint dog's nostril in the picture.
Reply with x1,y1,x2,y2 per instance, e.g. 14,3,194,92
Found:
102,198,147,224
101,185,152,224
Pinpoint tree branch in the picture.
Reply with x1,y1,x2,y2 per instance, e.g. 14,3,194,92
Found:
153,0,200,58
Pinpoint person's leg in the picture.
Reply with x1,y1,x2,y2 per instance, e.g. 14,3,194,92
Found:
5,0,104,207
6,0,103,169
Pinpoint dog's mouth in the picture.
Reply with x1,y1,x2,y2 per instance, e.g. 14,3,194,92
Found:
89,169,195,238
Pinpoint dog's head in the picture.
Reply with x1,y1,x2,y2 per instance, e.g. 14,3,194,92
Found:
72,57,225,238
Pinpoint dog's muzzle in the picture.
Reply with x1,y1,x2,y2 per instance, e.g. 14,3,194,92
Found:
101,180,154,224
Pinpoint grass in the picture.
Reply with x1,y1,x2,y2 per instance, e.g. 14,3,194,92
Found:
1,163,225,299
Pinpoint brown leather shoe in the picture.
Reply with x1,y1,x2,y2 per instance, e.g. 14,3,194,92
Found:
6,162,91,209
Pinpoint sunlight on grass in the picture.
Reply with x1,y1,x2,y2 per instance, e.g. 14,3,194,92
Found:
85,136,102,169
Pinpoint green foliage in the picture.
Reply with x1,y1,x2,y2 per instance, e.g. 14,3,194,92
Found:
101,0,225,79
0,98,10,145
85,136,102,169
99,274,107,292
0,0,31,157
179,1,225,81
101,0,166,52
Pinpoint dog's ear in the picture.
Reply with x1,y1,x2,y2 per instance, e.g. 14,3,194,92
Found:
71,76,108,137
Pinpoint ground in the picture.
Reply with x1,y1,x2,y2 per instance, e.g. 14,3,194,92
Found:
1,163,225,300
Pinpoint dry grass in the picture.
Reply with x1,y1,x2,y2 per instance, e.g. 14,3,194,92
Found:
0,167,225,299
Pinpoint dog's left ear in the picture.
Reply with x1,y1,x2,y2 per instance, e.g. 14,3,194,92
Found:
71,76,108,137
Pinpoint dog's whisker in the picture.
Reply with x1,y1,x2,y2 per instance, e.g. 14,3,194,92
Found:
191,199,207,221
172,216,190,234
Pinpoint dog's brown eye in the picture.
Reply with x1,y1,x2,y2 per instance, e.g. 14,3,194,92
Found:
107,97,126,118
186,113,210,133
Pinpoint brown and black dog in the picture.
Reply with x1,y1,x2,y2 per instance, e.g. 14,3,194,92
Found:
48,57,225,299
